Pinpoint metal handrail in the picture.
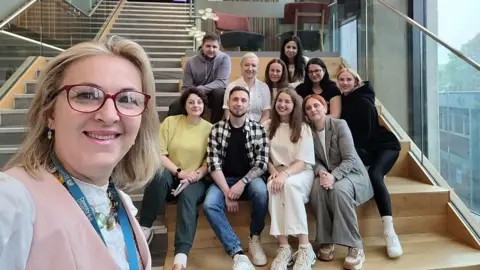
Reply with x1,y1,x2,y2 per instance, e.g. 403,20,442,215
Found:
0,0,105,31
377,0,480,72
94,0,124,41
0,30,65,51
62,0,104,17
0,0,38,29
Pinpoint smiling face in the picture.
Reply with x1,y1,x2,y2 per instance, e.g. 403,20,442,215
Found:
275,92,294,119
308,64,325,83
185,93,204,117
227,89,250,118
304,97,327,121
284,41,298,59
338,71,357,94
48,55,143,179
242,57,258,80
269,62,283,83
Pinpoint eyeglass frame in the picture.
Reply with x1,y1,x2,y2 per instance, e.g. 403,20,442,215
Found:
58,84,152,117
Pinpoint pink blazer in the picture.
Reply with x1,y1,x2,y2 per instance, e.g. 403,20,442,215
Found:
5,166,152,270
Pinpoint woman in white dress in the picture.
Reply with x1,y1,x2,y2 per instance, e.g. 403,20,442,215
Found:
263,88,316,270
223,52,271,123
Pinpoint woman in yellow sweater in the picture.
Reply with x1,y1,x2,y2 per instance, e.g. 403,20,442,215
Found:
139,88,213,270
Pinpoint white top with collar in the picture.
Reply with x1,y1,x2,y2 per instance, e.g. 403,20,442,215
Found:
223,77,271,122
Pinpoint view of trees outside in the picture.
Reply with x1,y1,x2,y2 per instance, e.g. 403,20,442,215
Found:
434,0,480,218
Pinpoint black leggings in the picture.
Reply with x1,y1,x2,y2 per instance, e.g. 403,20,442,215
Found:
368,149,399,217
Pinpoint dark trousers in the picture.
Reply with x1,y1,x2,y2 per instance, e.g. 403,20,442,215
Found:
167,88,225,124
368,149,399,217
139,169,210,255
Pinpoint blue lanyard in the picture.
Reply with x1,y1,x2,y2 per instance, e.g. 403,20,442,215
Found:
51,155,140,270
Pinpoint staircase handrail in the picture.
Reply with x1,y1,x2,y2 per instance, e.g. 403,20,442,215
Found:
61,0,105,17
0,30,65,52
0,0,39,29
377,0,480,72
94,0,124,41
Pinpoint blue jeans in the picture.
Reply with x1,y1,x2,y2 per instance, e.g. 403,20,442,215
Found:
203,177,268,256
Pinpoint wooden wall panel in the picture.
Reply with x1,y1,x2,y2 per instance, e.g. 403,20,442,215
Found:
202,17,280,51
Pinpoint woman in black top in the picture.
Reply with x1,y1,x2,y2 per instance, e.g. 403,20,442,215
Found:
337,67,403,259
295,58,341,118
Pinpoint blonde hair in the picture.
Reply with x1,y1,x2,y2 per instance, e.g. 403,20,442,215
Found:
337,67,364,88
240,52,259,65
5,36,161,190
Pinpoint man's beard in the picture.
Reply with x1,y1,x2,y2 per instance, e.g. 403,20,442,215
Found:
229,109,247,118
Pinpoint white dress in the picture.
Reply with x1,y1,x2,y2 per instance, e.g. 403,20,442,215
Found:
223,77,271,122
264,121,315,236
0,173,139,270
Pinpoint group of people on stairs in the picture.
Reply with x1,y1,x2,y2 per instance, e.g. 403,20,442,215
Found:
141,33,403,270
0,32,402,270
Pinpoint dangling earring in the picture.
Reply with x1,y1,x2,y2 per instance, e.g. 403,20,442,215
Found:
47,129,52,140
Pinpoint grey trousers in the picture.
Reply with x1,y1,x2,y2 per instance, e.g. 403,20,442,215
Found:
310,177,363,248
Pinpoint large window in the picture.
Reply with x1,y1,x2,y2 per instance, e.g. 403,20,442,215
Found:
426,0,480,217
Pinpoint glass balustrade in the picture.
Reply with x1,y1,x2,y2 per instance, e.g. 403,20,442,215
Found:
0,0,120,88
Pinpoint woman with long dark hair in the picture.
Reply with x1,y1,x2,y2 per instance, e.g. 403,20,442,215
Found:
280,36,309,88
295,58,341,118
264,59,289,102
337,67,403,259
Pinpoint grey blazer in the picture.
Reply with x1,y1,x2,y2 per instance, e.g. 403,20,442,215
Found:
311,117,374,205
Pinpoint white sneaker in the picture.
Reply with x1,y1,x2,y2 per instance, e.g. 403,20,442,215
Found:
141,226,154,245
385,234,403,258
292,245,316,270
232,254,255,270
344,248,365,270
270,246,293,270
248,236,267,266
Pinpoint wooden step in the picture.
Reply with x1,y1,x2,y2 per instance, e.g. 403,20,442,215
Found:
162,176,449,250
164,232,480,269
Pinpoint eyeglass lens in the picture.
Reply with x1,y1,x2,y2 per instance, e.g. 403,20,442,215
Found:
67,85,147,116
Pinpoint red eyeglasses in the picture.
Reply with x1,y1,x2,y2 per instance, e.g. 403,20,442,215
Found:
59,84,151,117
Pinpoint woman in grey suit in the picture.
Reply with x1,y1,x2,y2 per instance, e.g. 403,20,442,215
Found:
302,94,374,270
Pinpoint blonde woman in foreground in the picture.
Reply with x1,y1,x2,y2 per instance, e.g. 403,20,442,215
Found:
0,36,161,270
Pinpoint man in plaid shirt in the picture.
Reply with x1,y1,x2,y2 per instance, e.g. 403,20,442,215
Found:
203,86,269,270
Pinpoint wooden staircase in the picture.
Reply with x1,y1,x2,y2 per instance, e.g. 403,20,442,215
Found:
161,139,480,270
159,55,480,269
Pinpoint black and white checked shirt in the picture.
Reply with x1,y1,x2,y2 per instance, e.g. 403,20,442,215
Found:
207,118,269,182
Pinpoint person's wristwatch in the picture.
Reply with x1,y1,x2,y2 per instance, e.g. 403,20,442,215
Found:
242,177,249,185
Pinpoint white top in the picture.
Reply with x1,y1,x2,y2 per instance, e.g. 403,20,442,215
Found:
0,172,138,270
223,77,271,122
264,121,315,169
317,130,328,165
